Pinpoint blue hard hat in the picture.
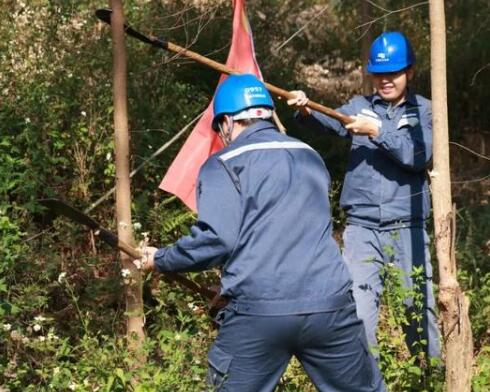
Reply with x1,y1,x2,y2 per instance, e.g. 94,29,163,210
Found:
367,31,415,73
212,74,274,130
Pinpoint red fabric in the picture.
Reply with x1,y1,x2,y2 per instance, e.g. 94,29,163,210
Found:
159,0,263,211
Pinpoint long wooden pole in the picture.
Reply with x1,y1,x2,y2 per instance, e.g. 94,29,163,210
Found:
160,42,354,125
95,8,353,126
110,0,146,357
429,1,473,390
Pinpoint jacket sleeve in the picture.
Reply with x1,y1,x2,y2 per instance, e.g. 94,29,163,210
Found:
153,157,241,273
370,105,433,172
293,99,356,139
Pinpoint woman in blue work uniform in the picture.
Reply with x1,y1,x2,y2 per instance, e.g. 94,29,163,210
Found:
288,32,441,361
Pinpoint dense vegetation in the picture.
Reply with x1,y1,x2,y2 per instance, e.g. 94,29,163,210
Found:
1,1,489,390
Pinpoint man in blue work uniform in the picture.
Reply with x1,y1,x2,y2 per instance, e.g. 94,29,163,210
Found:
288,32,441,360
138,74,385,391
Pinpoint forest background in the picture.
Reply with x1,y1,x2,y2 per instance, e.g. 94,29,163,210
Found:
1,0,489,391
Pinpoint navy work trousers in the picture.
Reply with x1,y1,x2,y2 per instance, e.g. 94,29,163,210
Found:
343,225,441,359
206,300,386,391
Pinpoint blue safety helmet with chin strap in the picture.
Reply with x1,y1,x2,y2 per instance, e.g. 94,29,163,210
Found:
367,31,415,74
212,74,274,131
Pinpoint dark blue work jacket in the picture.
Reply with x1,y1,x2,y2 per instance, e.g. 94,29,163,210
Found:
295,93,433,229
154,120,352,315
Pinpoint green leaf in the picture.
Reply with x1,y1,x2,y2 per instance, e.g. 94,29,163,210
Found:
115,367,126,382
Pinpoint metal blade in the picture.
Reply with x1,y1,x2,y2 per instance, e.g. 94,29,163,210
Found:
95,8,167,49
38,198,217,299
39,198,121,252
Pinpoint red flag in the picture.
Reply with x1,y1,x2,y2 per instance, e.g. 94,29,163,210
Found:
159,0,263,211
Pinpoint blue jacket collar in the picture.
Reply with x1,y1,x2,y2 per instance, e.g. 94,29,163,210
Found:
370,89,419,108
232,120,277,144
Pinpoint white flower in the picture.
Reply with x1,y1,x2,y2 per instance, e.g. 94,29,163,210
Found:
25,117,31,123
174,333,182,341
34,315,46,323
38,336,46,342
10,330,22,341
68,382,77,391
58,272,67,284
48,331,59,340
33,324,42,332
133,222,142,231
81,111,86,117
53,367,60,375
3,323,11,331
105,152,111,161
22,336,29,344
121,269,130,278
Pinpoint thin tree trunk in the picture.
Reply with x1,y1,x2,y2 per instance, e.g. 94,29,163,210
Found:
361,1,373,95
429,1,473,390
110,0,146,358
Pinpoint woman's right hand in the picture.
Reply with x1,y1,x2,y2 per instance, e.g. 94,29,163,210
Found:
287,90,311,116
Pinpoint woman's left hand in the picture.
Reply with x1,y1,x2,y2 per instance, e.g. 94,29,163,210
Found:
345,116,380,138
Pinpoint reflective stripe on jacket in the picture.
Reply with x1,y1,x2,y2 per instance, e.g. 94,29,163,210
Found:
154,120,353,315
295,93,433,229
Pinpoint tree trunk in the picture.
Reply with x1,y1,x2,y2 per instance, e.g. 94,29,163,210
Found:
109,0,146,358
429,1,473,390
361,1,373,95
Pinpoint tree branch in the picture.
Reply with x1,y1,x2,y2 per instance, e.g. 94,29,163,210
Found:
355,1,429,31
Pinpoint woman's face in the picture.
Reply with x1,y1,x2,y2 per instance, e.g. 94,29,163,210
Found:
372,68,414,105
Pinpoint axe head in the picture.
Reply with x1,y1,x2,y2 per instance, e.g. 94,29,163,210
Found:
38,198,118,249
95,8,166,48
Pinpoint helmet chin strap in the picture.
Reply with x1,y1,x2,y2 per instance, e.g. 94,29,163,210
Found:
218,117,234,146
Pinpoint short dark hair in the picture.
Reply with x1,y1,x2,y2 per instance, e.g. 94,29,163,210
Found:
236,118,272,127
